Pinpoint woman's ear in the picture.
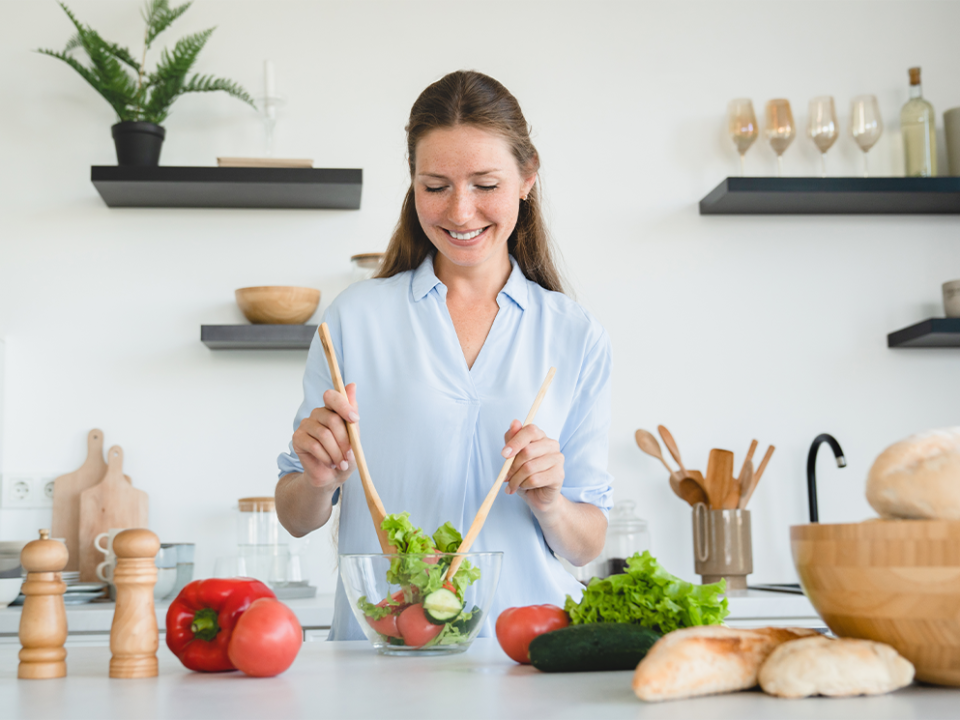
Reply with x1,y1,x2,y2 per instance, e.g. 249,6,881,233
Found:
521,172,538,201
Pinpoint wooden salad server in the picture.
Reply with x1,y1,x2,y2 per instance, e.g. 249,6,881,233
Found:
317,323,395,554
446,367,557,581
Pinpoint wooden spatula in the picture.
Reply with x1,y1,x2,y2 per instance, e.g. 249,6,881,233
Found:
317,323,394,554
78,446,148,581
740,445,775,509
704,448,734,510
446,367,556,581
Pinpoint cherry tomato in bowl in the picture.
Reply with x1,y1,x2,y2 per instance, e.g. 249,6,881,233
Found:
495,604,569,664
227,598,303,677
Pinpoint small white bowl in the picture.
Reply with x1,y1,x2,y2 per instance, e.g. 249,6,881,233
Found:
0,578,23,608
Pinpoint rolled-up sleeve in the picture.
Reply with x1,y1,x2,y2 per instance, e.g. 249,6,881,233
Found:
557,328,614,517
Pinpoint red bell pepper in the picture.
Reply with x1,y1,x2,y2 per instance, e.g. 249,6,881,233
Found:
166,578,276,672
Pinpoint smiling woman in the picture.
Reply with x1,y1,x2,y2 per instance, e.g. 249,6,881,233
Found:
275,70,614,641
378,70,563,293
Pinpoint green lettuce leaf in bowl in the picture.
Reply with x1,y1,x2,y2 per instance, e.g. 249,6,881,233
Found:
564,551,729,633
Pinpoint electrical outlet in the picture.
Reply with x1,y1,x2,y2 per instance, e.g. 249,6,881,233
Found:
1,474,56,508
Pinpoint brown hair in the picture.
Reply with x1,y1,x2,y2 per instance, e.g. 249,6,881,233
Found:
375,70,564,294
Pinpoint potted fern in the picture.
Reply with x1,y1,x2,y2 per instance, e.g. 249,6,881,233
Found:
38,1,255,166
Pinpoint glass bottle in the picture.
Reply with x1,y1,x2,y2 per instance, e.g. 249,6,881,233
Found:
603,500,650,576
901,67,937,177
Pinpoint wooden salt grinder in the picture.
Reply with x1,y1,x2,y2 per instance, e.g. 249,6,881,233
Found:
18,529,69,679
109,529,160,678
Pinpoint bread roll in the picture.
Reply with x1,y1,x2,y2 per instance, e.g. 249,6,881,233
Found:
632,626,818,702
759,636,914,698
866,427,960,520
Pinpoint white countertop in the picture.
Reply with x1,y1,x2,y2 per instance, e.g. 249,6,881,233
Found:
0,589,819,637
0,638,954,720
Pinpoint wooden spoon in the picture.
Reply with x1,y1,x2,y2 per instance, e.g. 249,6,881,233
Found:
317,323,394,554
446,367,556,581
635,429,674,474
704,448,734,510
673,470,709,506
657,425,688,476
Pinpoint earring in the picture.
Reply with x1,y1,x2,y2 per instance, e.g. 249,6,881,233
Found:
520,195,527,202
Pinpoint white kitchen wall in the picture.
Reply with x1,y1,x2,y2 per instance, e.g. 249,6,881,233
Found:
1,0,958,594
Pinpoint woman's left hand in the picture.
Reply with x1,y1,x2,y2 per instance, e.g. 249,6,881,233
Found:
501,420,565,514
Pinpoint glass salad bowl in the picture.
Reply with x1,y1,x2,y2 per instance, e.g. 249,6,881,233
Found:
339,552,502,655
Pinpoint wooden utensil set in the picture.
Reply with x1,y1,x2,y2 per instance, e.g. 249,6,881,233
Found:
635,426,774,510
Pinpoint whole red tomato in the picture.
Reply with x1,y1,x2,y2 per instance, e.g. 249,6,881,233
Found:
227,598,303,677
496,605,569,664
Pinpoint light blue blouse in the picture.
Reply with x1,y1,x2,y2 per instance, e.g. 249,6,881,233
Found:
278,254,614,640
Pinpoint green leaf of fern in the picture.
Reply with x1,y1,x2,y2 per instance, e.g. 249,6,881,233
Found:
144,0,193,49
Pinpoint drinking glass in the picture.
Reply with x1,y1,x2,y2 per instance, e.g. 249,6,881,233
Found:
728,98,758,176
765,99,795,177
808,96,838,177
851,95,883,177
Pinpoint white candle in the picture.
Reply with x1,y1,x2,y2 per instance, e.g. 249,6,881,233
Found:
264,60,275,99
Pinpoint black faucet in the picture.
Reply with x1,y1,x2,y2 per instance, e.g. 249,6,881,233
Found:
806,434,846,523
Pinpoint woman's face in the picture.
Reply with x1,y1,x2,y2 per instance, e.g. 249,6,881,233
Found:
414,125,537,273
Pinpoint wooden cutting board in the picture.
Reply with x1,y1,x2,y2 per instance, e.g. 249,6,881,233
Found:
78,446,148,582
51,429,107,572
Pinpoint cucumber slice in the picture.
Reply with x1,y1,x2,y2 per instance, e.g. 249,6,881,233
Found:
423,588,463,625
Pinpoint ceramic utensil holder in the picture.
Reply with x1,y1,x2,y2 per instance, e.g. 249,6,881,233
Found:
692,504,752,589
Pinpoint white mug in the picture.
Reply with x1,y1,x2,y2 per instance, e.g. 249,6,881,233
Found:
94,528,126,585
96,558,115,583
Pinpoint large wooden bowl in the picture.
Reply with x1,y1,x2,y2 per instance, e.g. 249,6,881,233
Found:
235,286,320,324
791,519,960,686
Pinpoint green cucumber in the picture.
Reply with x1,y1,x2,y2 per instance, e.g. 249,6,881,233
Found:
528,623,661,673
452,606,482,635
423,588,463,625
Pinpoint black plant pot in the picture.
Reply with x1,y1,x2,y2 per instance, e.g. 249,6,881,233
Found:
111,121,165,166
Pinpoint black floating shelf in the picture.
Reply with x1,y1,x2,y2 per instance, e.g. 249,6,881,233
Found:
700,177,960,215
201,324,317,350
92,166,362,209
888,318,960,348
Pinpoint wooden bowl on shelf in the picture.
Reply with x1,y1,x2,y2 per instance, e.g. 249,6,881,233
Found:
791,519,960,686
235,286,320,325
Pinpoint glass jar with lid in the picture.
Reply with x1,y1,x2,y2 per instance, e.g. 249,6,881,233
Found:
237,496,290,584
603,500,650,576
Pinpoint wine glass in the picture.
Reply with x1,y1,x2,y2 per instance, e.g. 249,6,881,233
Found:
728,99,758,176
808,96,838,177
851,95,883,177
765,99,795,177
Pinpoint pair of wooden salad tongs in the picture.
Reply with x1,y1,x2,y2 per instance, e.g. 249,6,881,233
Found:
318,323,396,554
445,367,557,581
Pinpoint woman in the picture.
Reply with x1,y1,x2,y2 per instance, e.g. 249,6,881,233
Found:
276,70,613,640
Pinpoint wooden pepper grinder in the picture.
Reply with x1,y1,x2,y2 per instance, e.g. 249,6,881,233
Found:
109,529,160,678
18,529,69,679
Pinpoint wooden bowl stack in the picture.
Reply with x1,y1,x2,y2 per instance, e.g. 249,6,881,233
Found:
791,519,960,687
235,286,320,324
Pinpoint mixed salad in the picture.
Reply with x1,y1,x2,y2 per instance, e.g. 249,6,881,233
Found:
357,513,483,648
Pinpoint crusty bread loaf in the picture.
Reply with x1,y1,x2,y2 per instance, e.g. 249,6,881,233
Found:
866,427,960,520
759,636,914,698
632,626,819,702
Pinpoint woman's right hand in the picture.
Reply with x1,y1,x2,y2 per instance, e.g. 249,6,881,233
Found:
291,383,359,490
